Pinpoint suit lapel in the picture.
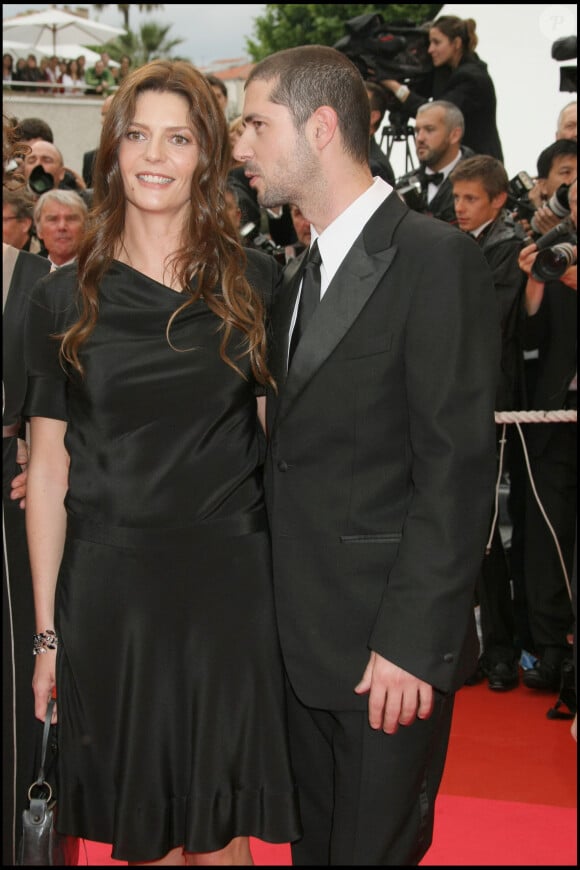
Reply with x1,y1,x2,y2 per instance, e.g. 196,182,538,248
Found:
270,192,407,423
269,253,305,388
278,241,396,417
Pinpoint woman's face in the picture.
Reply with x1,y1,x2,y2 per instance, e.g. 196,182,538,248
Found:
118,89,200,222
428,28,462,68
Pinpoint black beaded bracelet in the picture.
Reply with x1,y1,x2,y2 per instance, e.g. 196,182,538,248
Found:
33,629,59,656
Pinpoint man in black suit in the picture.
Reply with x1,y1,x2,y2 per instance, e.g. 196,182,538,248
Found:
234,45,499,865
516,176,577,694
450,155,528,691
412,100,474,224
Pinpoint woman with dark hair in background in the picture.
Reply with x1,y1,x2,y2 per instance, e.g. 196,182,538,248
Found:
382,15,504,161
24,60,300,865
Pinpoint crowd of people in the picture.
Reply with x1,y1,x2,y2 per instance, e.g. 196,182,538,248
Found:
3,11,577,867
3,48,132,95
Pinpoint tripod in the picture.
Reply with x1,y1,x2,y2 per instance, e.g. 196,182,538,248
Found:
380,112,416,176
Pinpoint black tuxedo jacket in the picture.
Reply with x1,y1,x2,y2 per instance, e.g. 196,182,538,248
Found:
82,148,97,188
264,192,500,710
3,248,51,428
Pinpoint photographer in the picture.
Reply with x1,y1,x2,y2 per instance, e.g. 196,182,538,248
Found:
526,139,577,237
365,80,396,185
556,101,577,142
21,139,87,201
382,15,503,161
516,178,577,695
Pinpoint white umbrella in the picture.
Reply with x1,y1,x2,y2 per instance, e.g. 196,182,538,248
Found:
3,38,101,64
3,8,126,56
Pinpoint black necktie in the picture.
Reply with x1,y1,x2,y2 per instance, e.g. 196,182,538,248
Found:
288,240,322,365
419,170,444,192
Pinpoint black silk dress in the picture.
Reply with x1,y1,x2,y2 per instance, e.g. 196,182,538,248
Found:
23,253,301,863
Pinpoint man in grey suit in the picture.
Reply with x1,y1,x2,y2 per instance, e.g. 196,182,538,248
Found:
234,45,500,866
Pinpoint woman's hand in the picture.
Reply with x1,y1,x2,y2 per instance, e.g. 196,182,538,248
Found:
11,438,29,509
32,652,58,723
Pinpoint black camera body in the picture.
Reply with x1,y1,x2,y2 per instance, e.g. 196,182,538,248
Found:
334,13,433,114
250,232,287,265
394,169,424,211
28,165,81,196
506,170,536,222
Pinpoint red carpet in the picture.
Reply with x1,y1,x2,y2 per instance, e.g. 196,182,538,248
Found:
81,679,577,865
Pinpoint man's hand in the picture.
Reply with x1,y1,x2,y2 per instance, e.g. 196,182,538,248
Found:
355,650,434,734
531,204,563,236
518,241,539,277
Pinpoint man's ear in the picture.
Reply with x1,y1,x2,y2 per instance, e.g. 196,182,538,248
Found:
492,191,508,212
307,105,338,150
449,126,463,147
369,108,381,133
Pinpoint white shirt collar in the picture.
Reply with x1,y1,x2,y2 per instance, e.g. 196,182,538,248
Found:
470,218,495,239
312,176,392,294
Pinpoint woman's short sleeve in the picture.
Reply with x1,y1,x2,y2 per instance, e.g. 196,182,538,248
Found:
23,269,79,421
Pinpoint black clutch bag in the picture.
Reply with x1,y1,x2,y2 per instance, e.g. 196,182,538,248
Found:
17,698,80,866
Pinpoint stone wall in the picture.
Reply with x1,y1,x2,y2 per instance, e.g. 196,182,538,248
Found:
4,93,103,179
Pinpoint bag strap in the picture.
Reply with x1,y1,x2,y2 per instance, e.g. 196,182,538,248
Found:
36,699,56,787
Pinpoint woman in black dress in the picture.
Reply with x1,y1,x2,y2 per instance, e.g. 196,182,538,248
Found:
24,61,300,865
382,14,504,161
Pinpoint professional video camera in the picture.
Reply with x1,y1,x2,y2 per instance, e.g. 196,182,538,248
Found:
333,12,433,117
552,34,577,92
531,218,577,281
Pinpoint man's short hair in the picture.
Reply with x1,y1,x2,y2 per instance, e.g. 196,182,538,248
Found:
449,155,508,200
3,186,36,220
536,138,577,178
33,188,88,224
365,81,390,123
246,45,371,166
205,73,227,100
417,100,465,136
16,117,54,143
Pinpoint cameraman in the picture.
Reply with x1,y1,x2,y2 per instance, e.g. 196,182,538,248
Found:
364,81,396,185
526,140,577,237
22,139,86,200
381,15,503,161
516,178,577,694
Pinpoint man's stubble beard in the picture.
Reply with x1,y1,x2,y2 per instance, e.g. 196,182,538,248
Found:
257,138,319,211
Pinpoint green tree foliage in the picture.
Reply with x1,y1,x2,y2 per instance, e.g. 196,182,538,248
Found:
90,23,185,67
246,4,443,61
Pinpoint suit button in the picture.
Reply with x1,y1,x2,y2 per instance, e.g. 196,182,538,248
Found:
277,460,289,472
443,653,454,663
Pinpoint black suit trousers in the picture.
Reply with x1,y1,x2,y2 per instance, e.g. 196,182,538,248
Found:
524,422,577,653
285,679,454,866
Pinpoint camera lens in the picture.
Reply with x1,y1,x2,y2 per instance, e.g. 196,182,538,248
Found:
531,243,577,281
28,165,55,195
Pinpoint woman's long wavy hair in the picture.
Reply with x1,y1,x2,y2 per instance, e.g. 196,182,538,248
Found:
61,60,274,388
